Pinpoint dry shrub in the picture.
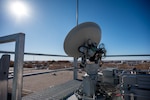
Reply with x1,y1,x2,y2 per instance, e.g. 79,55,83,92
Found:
135,63,150,70
102,63,131,69
48,61,72,70
102,63,117,68
10,61,14,67
118,64,131,69
24,63,33,68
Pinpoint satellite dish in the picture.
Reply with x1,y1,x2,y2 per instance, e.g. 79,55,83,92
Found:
64,22,101,58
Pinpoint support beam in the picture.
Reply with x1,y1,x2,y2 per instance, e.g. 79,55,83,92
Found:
73,58,78,80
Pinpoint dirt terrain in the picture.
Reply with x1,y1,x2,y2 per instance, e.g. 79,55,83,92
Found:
8,70,84,96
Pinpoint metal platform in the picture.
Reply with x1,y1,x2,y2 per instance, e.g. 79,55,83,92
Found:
22,80,81,100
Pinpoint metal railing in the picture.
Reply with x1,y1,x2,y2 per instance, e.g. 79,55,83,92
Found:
1,50,150,59
0,33,25,100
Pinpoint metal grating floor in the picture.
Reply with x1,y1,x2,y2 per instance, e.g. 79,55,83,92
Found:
22,80,81,100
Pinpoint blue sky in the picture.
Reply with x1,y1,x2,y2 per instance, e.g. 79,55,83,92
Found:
0,0,150,60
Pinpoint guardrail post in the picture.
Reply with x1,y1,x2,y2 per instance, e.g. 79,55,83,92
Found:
0,55,10,100
12,33,25,100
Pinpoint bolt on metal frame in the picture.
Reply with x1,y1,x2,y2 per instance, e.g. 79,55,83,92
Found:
0,33,25,100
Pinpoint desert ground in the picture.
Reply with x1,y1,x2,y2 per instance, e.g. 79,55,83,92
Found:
8,69,84,96
7,60,150,97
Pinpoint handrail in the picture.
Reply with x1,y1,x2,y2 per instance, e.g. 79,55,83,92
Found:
106,54,150,57
0,33,25,100
0,50,150,57
0,50,68,57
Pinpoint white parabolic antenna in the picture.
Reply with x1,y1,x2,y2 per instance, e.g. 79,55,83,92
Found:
64,22,101,58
